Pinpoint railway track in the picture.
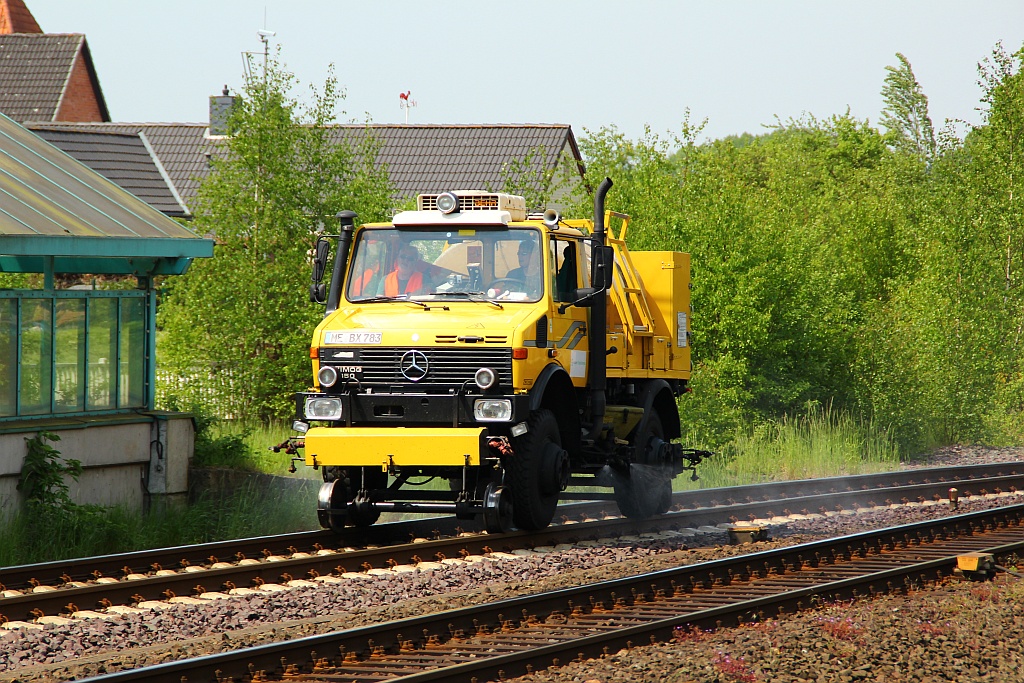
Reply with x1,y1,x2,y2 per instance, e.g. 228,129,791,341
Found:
2,462,1021,627
73,501,1024,682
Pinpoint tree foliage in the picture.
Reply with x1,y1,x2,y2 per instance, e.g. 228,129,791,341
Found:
880,52,936,163
562,46,1024,452
158,49,393,421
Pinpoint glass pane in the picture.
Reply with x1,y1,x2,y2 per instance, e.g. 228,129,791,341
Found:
19,298,52,415
552,239,578,303
88,298,117,410
491,233,543,301
345,227,544,302
0,299,16,416
54,298,86,413
120,297,146,408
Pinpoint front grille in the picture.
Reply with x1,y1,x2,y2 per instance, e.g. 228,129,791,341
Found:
320,347,512,389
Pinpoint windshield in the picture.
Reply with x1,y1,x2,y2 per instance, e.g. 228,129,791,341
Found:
345,227,544,303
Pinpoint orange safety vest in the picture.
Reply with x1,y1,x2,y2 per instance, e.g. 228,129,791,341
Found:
384,269,424,296
351,267,376,296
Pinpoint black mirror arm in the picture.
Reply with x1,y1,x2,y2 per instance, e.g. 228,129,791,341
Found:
558,286,600,314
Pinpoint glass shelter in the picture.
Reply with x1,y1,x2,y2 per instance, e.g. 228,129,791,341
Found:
0,112,213,423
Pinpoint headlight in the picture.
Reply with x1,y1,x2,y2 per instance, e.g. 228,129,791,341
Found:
305,397,343,421
317,365,339,388
473,398,512,421
435,191,459,214
474,367,497,390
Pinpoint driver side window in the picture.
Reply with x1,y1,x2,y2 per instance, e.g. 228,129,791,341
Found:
551,238,578,302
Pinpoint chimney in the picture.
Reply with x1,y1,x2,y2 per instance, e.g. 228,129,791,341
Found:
209,85,235,136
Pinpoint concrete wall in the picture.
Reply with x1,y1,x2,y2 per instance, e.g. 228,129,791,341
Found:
0,414,194,517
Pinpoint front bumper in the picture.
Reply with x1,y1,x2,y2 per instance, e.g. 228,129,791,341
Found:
296,391,530,427
303,426,490,468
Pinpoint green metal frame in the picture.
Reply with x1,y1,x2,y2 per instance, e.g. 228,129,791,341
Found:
0,235,213,276
0,288,154,422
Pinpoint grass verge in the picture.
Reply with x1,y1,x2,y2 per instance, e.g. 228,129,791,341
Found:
0,478,318,567
677,404,902,490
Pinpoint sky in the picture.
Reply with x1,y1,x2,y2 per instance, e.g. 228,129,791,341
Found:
30,1,1024,143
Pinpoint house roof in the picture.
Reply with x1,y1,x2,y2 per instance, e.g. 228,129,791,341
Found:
332,124,584,199
0,33,109,122
29,122,584,213
0,113,212,275
30,126,190,218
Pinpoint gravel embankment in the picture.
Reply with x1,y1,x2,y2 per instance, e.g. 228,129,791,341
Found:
1,445,1021,682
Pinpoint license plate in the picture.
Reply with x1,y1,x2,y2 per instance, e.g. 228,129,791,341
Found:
324,330,382,345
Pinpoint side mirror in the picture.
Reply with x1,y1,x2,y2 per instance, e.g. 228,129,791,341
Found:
592,245,614,290
310,238,330,303
312,238,330,282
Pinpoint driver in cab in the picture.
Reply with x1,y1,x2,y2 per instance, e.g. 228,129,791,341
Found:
491,239,541,299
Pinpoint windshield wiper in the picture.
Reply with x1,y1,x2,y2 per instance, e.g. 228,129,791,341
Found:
354,295,429,309
429,291,504,309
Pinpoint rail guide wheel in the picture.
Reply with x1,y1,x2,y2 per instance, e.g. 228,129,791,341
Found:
482,482,513,534
317,479,348,532
317,467,384,530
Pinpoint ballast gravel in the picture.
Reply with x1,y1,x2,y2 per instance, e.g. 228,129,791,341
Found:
1,444,1022,683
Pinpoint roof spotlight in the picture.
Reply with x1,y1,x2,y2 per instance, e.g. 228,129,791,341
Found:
436,191,459,214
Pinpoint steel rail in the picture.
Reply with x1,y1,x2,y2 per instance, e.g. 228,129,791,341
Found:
2,464,1023,623
3,461,1016,590
72,503,1024,683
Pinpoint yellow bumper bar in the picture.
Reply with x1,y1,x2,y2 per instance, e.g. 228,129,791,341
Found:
303,426,488,469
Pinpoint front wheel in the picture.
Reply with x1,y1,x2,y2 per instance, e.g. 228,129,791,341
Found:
509,409,567,530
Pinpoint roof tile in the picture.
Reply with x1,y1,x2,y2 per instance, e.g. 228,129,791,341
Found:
23,123,583,210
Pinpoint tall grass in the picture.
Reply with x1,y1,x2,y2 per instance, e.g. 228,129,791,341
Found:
201,419,316,476
0,478,318,567
677,404,901,490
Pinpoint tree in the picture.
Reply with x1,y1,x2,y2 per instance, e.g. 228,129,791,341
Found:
880,53,936,164
158,49,393,421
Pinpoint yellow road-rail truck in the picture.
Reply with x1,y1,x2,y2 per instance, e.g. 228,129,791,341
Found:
290,178,709,533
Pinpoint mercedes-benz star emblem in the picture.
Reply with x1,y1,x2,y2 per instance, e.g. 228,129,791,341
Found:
400,350,429,382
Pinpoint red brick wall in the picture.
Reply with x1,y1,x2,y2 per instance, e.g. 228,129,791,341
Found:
0,0,42,34
55,50,104,122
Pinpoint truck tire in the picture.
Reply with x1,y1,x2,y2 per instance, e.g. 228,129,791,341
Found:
614,412,673,519
510,409,564,530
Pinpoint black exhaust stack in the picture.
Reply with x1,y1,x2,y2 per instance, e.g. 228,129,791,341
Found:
585,177,613,441
326,210,358,314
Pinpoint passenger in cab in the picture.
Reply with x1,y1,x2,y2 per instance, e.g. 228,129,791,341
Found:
348,236,384,298
384,245,428,296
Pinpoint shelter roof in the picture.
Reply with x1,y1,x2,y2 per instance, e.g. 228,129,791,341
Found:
0,113,212,276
